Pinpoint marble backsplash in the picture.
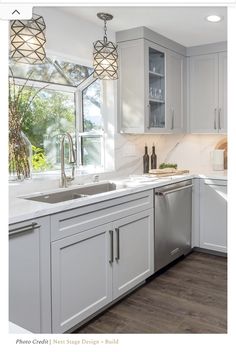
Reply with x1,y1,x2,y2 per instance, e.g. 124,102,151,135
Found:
114,133,227,177
9,133,227,196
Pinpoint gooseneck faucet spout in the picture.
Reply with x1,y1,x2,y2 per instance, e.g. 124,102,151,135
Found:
60,132,76,188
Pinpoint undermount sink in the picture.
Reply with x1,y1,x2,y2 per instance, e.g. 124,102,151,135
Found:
22,182,119,204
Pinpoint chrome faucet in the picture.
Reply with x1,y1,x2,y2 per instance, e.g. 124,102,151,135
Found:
60,132,76,188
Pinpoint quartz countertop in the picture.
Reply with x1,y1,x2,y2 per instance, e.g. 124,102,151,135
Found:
9,172,227,225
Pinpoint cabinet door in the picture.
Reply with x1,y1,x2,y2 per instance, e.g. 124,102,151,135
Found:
145,41,167,133
9,217,51,333
112,209,154,300
118,39,145,133
189,54,219,133
219,52,227,133
200,180,227,253
166,51,184,132
51,224,112,333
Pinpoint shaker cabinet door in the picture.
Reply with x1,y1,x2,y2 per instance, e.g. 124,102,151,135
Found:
218,52,227,133
189,54,219,133
112,210,154,300
9,217,51,333
51,224,112,333
200,180,227,253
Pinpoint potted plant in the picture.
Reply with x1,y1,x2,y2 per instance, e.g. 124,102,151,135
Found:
8,69,46,181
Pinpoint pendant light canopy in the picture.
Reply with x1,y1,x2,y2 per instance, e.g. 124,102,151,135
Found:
93,13,118,80
10,14,46,65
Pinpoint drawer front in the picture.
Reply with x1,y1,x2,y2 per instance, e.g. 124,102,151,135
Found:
51,190,153,241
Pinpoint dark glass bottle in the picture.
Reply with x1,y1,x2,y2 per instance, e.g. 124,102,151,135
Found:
143,145,149,174
151,144,157,169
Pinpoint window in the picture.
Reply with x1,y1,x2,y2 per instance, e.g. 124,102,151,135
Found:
9,56,105,173
79,79,104,168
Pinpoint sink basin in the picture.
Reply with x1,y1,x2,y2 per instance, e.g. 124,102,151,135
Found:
24,191,88,204
22,182,119,204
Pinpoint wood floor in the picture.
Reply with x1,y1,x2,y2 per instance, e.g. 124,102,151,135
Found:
74,251,227,334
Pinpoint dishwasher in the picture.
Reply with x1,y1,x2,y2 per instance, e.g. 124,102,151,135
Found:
154,180,192,272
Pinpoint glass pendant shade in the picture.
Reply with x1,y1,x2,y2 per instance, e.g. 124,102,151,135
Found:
10,14,46,64
93,13,118,80
93,39,118,79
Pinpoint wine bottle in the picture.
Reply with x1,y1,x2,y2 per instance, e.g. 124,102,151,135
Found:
143,145,149,174
151,144,157,169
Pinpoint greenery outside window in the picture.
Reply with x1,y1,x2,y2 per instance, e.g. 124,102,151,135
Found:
9,55,105,174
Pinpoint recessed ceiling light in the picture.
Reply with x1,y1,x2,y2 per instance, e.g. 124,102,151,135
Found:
206,15,223,23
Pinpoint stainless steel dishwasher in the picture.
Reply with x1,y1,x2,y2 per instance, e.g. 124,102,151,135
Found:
154,180,192,272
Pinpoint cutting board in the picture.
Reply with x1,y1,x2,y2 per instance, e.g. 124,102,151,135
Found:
149,168,189,177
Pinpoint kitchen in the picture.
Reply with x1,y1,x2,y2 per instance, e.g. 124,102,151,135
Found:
7,4,229,340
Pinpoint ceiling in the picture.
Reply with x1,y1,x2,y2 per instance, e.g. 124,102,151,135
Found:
60,6,227,47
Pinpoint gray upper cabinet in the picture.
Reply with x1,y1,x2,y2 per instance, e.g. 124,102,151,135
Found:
118,37,185,134
219,52,227,133
118,39,145,133
189,52,227,133
9,217,51,333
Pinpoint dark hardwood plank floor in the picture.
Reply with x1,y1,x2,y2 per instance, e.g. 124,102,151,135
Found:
73,251,227,334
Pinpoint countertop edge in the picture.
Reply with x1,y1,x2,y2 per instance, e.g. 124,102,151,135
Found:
9,174,227,225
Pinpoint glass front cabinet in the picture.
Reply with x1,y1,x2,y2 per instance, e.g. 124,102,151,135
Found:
118,38,184,134
147,45,166,130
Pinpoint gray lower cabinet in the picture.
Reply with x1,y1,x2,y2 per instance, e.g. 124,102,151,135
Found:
9,217,51,333
200,179,227,253
51,209,154,333
112,210,154,299
51,224,113,333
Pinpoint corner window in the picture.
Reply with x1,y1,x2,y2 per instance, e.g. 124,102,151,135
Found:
9,56,106,173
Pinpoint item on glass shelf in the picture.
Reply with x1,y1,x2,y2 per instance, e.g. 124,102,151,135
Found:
151,144,157,169
143,144,149,174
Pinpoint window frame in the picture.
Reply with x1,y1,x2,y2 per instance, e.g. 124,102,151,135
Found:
75,75,105,169
10,64,106,173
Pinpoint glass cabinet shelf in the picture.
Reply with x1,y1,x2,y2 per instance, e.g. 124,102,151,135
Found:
149,98,165,103
149,71,164,78
148,46,165,129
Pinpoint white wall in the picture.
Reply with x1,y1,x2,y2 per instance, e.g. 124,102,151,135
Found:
37,7,115,66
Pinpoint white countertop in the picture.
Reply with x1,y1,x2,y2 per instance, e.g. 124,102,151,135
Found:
9,172,227,225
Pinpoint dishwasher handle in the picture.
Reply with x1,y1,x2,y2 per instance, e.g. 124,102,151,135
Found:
155,184,192,196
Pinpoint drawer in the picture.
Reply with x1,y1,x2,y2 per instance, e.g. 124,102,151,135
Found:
51,190,153,241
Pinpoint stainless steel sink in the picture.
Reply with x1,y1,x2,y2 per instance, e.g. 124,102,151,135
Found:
23,182,118,204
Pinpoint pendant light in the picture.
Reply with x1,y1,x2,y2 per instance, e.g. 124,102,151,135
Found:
93,13,118,80
10,13,46,64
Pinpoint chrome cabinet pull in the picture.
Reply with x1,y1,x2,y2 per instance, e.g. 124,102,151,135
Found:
9,222,39,236
171,108,174,130
218,108,221,130
214,108,217,130
155,184,192,196
115,228,120,261
109,230,114,264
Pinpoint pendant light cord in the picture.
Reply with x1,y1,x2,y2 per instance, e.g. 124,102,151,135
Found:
103,19,107,43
